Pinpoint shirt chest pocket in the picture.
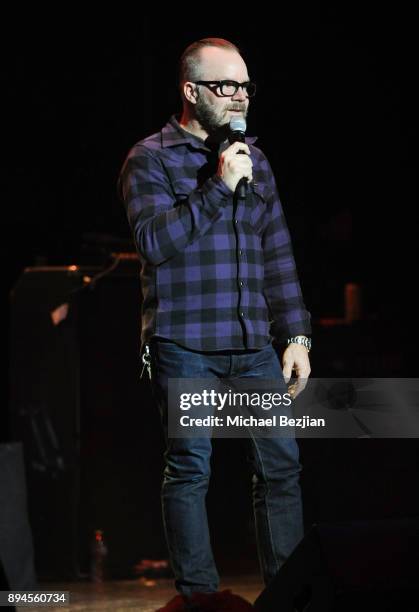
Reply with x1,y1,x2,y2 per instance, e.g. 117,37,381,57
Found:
243,182,271,234
170,178,197,204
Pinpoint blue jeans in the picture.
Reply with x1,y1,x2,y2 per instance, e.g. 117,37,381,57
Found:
148,338,304,596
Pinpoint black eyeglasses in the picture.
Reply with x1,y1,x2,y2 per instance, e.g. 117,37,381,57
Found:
194,80,257,98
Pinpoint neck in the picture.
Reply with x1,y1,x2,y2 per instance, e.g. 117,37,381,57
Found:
179,110,208,141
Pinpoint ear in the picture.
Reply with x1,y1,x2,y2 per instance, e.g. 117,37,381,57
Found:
183,81,199,105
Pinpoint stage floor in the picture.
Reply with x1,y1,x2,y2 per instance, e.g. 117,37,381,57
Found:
19,575,264,611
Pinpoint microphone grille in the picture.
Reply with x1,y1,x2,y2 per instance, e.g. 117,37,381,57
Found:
229,116,247,133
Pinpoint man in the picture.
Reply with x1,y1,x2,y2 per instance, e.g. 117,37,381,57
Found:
119,38,311,602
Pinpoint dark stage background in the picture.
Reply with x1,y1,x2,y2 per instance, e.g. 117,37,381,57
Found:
4,9,418,579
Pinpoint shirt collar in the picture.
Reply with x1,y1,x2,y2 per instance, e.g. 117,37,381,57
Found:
161,115,258,151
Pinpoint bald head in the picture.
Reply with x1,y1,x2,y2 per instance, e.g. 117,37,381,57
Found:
179,38,244,90
195,46,249,83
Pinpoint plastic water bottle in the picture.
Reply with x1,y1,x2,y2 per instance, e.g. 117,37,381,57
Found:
90,529,108,582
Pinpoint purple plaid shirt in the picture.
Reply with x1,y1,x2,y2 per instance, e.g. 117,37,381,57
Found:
118,115,311,352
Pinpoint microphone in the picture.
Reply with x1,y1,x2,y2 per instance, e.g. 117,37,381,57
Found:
228,116,248,199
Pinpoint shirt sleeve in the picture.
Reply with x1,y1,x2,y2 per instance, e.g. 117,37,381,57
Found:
118,145,232,265
261,157,312,341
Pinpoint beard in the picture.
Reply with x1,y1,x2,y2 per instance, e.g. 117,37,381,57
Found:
194,93,248,141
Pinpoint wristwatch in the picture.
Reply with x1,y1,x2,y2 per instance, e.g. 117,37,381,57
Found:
287,335,311,352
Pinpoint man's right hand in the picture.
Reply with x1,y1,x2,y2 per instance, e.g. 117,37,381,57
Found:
216,141,253,193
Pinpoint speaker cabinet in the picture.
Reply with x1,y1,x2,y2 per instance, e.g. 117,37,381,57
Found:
0,443,37,590
254,518,419,612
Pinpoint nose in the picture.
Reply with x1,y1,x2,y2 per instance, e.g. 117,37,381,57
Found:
231,85,247,101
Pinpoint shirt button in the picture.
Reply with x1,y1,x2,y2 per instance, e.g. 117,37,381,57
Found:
239,249,243,255
240,311,245,317
235,219,239,224
239,280,244,287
